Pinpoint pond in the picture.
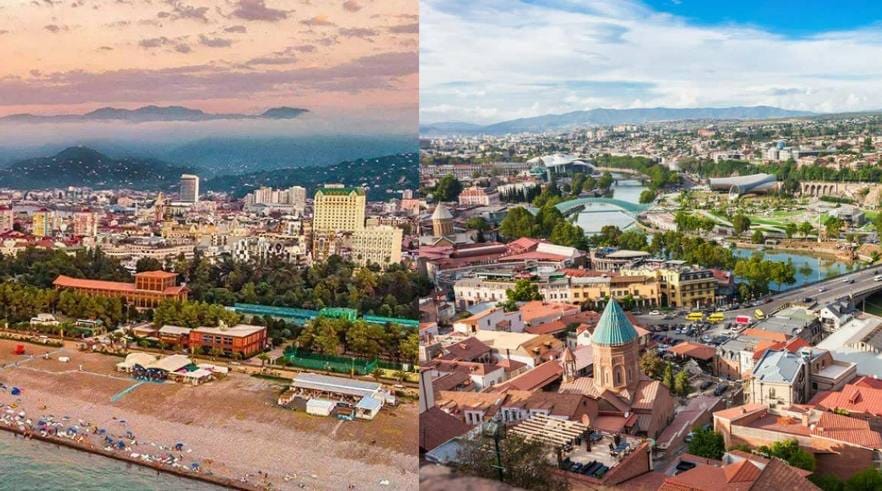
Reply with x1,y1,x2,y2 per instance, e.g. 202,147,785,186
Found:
733,247,861,292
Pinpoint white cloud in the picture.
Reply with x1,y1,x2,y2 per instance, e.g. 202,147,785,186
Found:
420,0,882,124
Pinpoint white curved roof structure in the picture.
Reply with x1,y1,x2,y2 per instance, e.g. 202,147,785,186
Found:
708,173,778,195
528,153,595,170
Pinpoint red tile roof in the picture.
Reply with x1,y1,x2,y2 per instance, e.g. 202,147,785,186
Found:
419,407,472,453
813,383,882,417
53,275,136,292
669,342,716,361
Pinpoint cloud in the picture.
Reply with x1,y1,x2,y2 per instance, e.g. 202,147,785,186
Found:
162,0,210,22
388,22,418,34
224,25,247,33
420,0,882,124
339,27,376,39
246,55,297,66
0,51,417,106
230,0,288,22
44,24,69,33
139,36,192,53
301,15,335,27
199,35,233,48
342,0,361,12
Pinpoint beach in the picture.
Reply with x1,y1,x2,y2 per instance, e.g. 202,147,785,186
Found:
0,339,417,490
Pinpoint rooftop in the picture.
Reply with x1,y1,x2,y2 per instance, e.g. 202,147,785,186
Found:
592,299,638,346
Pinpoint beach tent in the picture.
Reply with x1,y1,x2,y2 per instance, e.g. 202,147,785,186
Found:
10,387,21,396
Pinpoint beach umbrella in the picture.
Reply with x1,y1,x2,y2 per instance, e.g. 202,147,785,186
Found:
116,441,125,449
10,387,20,396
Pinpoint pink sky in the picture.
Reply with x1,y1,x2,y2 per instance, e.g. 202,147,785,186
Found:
0,0,417,126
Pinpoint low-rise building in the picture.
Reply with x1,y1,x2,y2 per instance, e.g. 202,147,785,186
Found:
189,324,268,358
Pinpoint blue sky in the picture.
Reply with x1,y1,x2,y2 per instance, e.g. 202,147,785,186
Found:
421,0,882,124
644,0,882,37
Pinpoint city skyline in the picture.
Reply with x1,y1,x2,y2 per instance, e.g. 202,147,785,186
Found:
421,0,882,124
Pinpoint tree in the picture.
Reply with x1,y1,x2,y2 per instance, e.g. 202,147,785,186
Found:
845,468,882,491
752,229,765,244
732,214,752,235
638,189,657,204
825,216,844,238
506,279,543,302
135,257,163,273
456,434,568,491
799,221,814,238
785,222,797,239
687,428,725,460
674,370,691,396
662,363,674,390
760,439,815,472
640,350,665,379
598,172,614,190
499,207,536,239
433,174,463,201
465,216,491,232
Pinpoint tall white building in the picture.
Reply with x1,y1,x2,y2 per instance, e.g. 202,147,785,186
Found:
180,174,200,203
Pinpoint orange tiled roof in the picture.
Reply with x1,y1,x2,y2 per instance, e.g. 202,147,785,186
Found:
53,275,136,292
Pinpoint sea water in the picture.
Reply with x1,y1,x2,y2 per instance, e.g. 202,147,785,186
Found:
0,433,223,490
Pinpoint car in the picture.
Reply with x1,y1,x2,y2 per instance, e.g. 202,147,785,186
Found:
700,380,714,391
649,310,661,316
701,334,712,343
818,287,828,292
714,384,729,396
803,297,813,303
848,279,855,284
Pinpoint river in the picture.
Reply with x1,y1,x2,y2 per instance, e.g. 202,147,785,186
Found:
733,247,861,292
0,432,221,490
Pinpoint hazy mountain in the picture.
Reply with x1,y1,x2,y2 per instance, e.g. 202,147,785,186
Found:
0,105,309,124
160,135,418,176
0,146,194,190
204,153,418,200
420,106,815,135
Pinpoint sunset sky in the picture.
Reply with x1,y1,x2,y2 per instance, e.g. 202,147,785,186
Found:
0,0,417,129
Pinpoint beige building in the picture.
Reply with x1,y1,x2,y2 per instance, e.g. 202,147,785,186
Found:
32,208,54,238
312,186,366,233
622,264,716,308
351,225,402,266
71,209,98,237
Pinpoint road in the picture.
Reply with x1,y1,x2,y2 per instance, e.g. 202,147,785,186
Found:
635,264,882,343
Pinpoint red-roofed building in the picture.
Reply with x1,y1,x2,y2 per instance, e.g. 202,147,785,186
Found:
811,382,882,432
656,451,819,491
53,270,188,309
714,403,882,480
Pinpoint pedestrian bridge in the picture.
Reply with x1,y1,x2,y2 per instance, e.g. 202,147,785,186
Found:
554,197,651,216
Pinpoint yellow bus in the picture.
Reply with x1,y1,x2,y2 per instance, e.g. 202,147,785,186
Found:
754,309,765,320
708,312,725,323
686,312,705,322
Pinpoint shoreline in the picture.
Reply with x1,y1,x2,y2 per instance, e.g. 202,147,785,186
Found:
0,421,256,490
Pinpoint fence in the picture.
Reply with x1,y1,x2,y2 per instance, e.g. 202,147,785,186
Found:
282,348,378,375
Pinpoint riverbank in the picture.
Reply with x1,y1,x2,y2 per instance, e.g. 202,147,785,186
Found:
734,239,855,262
0,339,418,490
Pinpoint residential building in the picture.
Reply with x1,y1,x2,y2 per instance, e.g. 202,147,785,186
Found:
179,174,200,203
458,186,501,207
312,185,366,233
189,324,268,358
714,403,882,480
351,225,403,265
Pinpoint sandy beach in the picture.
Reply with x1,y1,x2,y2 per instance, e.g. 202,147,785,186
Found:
0,339,417,490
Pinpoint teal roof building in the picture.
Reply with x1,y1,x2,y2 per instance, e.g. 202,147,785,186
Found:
592,299,638,346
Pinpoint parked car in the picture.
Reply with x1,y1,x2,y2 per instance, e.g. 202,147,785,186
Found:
714,383,729,396
649,310,661,316
700,380,714,391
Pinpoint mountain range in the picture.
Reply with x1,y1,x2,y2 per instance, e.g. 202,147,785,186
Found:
420,106,815,135
0,146,194,190
0,105,309,124
0,146,417,198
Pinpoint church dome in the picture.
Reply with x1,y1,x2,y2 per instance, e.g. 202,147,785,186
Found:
431,203,453,220
592,299,638,346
